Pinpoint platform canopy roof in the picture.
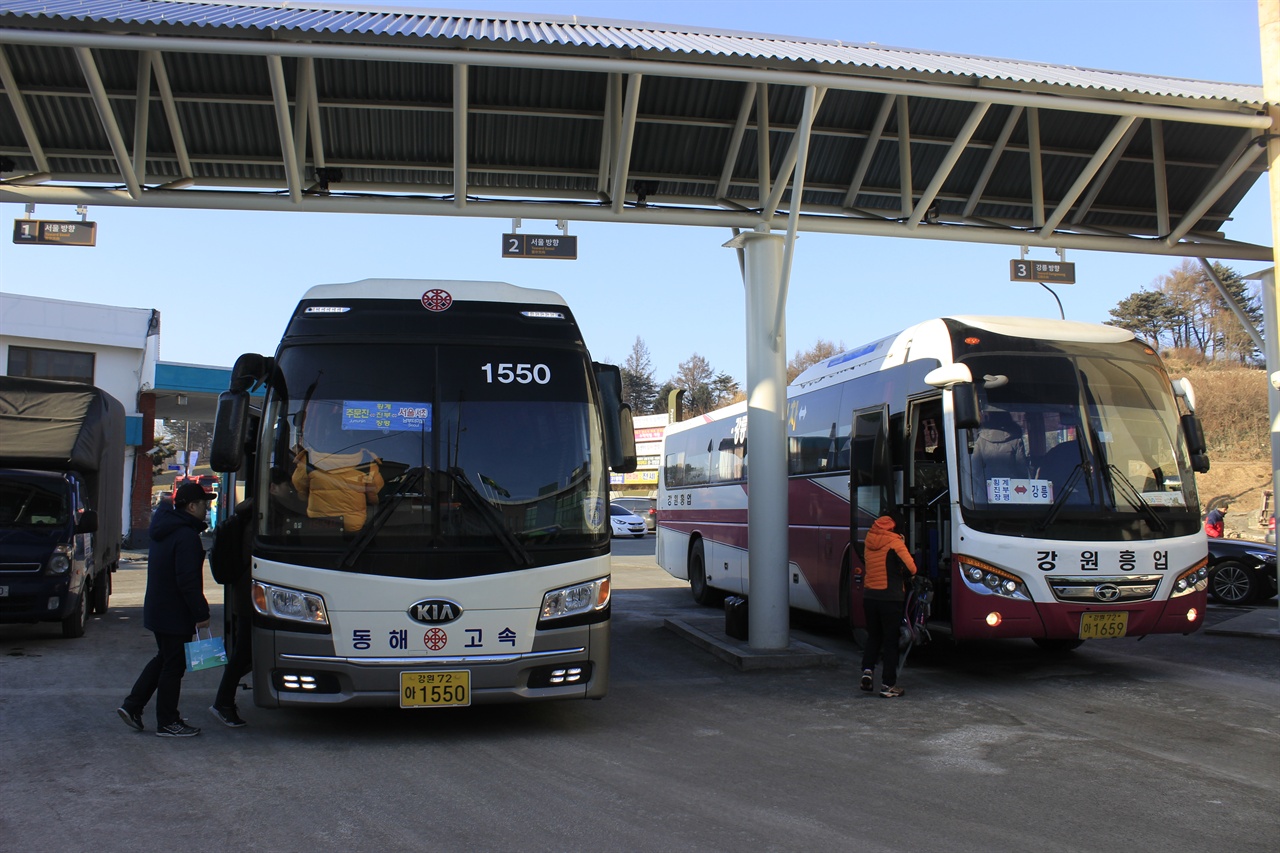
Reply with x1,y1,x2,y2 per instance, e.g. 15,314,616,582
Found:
0,0,1273,259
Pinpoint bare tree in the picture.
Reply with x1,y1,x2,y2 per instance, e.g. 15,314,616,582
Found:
621,336,659,414
787,339,845,384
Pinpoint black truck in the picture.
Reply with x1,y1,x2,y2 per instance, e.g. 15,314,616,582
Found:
0,377,125,637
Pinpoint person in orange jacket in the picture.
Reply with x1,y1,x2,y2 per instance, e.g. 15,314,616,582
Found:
859,513,917,698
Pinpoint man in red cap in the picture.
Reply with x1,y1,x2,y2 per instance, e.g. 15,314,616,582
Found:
117,480,213,737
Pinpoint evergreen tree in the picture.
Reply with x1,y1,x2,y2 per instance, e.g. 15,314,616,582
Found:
620,336,659,414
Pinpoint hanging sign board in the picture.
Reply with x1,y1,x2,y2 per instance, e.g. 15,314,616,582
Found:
502,233,578,260
13,219,97,246
1010,259,1075,284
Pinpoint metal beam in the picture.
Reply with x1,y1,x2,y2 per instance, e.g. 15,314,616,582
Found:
1028,107,1044,228
962,105,1022,218
756,83,771,207
843,95,895,210
595,73,618,199
1199,258,1265,352
0,45,49,173
896,95,912,218
1166,132,1267,246
908,101,989,228
775,85,821,342
2,182,1268,261
73,47,142,198
453,62,467,209
610,72,642,215
1151,120,1170,237
716,82,757,203
1,29,1267,130
1070,117,1144,226
149,51,192,181
762,87,827,222
265,54,302,203
293,57,313,176
1040,115,1138,237
131,52,151,184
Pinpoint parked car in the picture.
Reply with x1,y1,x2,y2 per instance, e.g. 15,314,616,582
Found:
609,504,647,538
613,497,657,532
1206,537,1278,605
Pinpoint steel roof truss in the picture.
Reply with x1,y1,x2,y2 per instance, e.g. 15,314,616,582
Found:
777,84,821,344
716,81,756,204
149,51,192,182
595,73,619,201
293,57,312,178
0,45,48,175
909,100,990,229
131,52,150,184
842,94,894,211
1070,117,1144,227
1151,120,1170,236
896,95,912,218
610,72,642,215
763,87,827,222
266,54,302,203
1028,107,1044,227
755,83,771,207
74,47,141,198
1166,129,1267,246
961,105,1022,219
1040,114,1138,237
453,62,467,209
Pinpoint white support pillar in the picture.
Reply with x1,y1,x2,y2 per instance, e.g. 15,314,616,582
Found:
1259,0,1279,620
740,229,790,650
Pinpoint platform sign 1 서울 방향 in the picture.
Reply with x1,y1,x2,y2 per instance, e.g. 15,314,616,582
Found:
13,219,97,247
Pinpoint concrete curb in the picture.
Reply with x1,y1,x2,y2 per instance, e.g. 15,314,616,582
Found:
664,617,838,670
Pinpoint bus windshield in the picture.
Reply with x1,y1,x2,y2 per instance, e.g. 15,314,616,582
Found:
956,349,1199,539
258,342,610,560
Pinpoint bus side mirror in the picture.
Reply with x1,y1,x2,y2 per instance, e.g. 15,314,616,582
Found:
593,362,637,473
1191,453,1210,474
211,390,250,473
952,382,981,430
1181,413,1206,456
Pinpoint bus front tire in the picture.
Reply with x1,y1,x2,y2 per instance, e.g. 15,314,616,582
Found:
689,541,723,607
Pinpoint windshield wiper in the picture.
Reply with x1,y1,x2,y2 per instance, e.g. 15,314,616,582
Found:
1106,464,1167,532
341,466,427,568
445,467,533,568
1038,464,1084,531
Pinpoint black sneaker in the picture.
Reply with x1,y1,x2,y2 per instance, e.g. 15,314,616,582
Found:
210,704,247,728
117,706,144,732
156,721,201,738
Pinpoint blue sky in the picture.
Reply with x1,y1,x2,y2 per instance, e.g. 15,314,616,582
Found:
0,0,1271,386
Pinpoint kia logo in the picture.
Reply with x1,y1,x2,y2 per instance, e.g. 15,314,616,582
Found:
1094,584,1121,602
408,599,462,625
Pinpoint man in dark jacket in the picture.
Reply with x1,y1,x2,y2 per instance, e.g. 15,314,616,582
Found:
117,481,213,737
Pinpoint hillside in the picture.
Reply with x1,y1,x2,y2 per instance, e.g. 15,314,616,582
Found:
1166,355,1272,540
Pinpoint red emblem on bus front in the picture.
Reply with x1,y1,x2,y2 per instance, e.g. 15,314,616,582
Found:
423,628,448,650
421,289,453,312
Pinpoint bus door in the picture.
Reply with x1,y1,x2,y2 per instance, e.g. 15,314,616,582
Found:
850,403,891,567
908,397,948,584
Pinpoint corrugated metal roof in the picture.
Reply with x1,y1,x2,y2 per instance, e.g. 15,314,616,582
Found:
0,0,1264,104
0,0,1270,258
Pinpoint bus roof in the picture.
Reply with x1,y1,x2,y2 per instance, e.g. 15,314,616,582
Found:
791,315,1140,389
300,279,569,307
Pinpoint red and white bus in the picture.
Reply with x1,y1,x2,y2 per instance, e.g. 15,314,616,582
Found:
657,316,1210,649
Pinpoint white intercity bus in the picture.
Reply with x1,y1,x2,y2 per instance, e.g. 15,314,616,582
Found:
213,279,635,708
658,316,1210,650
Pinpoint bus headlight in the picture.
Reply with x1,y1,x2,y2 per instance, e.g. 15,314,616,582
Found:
1170,561,1209,598
539,577,610,623
251,581,329,625
957,557,1030,601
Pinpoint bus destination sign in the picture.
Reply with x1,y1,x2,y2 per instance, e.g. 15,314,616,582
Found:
1010,259,1075,284
502,233,578,260
13,219,98,247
